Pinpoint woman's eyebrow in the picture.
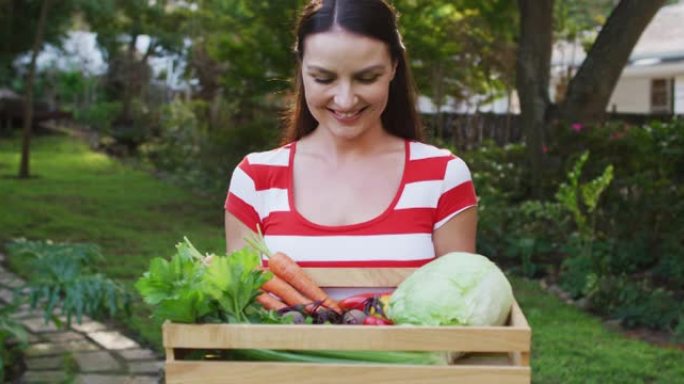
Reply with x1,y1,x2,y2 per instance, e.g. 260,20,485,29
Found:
306,64,386,75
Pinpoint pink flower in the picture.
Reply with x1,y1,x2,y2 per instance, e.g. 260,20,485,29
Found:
571,123,583,133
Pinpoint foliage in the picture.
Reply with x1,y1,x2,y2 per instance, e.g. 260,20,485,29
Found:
135,238,212,323
0,135,226,347
0,299,28,383
555,151,614,297
135,237,272,324
139,99,280,195
0,0,77,83
186,0,301,111
2,134,684,380
75,101,122,133
5,239,132,326
469,119,684,336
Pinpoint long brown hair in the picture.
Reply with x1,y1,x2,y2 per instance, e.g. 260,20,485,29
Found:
282,0,423,144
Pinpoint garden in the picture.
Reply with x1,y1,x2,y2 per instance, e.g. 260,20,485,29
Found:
1,0,683,383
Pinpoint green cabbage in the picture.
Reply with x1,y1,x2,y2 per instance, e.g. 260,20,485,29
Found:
387,252,514,326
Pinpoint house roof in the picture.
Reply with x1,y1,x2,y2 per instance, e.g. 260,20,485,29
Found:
0,88,20,100
552,1,684,69
630,1,684,62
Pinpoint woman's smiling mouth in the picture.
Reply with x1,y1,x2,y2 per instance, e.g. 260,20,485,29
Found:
329,107,367,123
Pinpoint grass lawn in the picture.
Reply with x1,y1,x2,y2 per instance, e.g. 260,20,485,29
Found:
1,133,683,383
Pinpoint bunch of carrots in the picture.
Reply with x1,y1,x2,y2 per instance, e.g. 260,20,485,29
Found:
244,233,343,317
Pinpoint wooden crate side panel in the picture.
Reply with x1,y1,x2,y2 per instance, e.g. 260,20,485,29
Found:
165,361,531,384
163,323,530,352
510,300,530,329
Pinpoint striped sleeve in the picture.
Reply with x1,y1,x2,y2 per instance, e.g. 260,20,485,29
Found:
224,156,262,232
434,155,478,229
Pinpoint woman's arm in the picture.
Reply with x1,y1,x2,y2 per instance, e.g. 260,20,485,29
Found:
432,206,478,256
225,211,256,253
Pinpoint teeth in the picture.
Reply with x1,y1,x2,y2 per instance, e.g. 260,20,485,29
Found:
335,111,359,118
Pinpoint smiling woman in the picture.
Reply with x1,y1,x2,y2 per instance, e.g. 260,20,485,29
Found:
224,0,478,300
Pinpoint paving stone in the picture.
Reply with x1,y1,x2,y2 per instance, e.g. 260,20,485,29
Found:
25,355,64,370
24,342,67,357
75,375,127,384
125,376,161,384
118,348,158,361
73,351,123,372
21,370,68,383
0,271,14,280
60,339,101,352
23,317,67,333
127,361,164,375
89,331,140,350
25,333,44,343
71,319,107,333
3,276,25,288
74,375,160,384
25,339,100,357
0,287,14,303
10,307,44,320
44,330,88,343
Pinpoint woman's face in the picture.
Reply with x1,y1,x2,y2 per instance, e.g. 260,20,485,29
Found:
301,29,396,142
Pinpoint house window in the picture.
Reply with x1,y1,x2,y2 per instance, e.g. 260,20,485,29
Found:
651,78,673,113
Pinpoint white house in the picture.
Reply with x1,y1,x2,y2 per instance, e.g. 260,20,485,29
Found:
608,1,684,114
551,1,684,115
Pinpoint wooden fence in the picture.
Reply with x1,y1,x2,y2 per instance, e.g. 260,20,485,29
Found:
422,112,679,151
422,113,523,150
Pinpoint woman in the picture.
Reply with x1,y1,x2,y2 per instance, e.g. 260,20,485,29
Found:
224,0,477,298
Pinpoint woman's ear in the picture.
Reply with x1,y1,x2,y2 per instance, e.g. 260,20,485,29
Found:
391,60,398,80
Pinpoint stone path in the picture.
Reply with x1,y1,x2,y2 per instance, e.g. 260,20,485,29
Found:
0,253,164,384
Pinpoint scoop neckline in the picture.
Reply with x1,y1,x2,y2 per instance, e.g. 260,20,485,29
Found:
287,139,410,231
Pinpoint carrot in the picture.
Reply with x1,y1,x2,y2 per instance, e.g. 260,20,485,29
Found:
256,292,288,311
261,275,317,313
245,230,342,314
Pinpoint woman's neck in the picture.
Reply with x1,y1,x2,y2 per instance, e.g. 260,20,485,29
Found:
299,125,403,164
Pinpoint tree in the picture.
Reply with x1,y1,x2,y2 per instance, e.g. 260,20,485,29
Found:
516,0,667,190
395,0,517,139
81,0,187,124
0,0,74,85
19,0,53,178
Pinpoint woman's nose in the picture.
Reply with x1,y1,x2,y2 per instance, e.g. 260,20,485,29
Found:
333,81,358,109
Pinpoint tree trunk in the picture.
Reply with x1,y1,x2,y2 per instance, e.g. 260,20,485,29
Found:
559,0,667,123
19,0,53,179
121,33,139,123
515,0,554,193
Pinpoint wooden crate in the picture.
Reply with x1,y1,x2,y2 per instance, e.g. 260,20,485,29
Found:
163,268,531,384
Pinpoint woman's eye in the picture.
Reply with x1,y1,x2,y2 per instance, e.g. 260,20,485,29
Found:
357,75,379,84
313,77,334,84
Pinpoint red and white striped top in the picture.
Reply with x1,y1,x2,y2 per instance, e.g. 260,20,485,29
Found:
225,139,477,270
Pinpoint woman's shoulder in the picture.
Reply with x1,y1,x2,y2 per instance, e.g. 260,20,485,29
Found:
407,140,462,161
406,141,472,182
241,143,294,168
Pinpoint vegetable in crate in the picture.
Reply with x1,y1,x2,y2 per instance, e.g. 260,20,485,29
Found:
246,232,342,314
135,237,273,324
387,252,513,326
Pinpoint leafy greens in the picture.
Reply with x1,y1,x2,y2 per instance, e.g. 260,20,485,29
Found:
135,237,271,324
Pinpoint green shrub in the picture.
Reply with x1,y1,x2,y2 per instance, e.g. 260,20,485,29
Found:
0,299,28,383
140,99,280,195
466,119,684,337
5,239,131,325
74,101,122,133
